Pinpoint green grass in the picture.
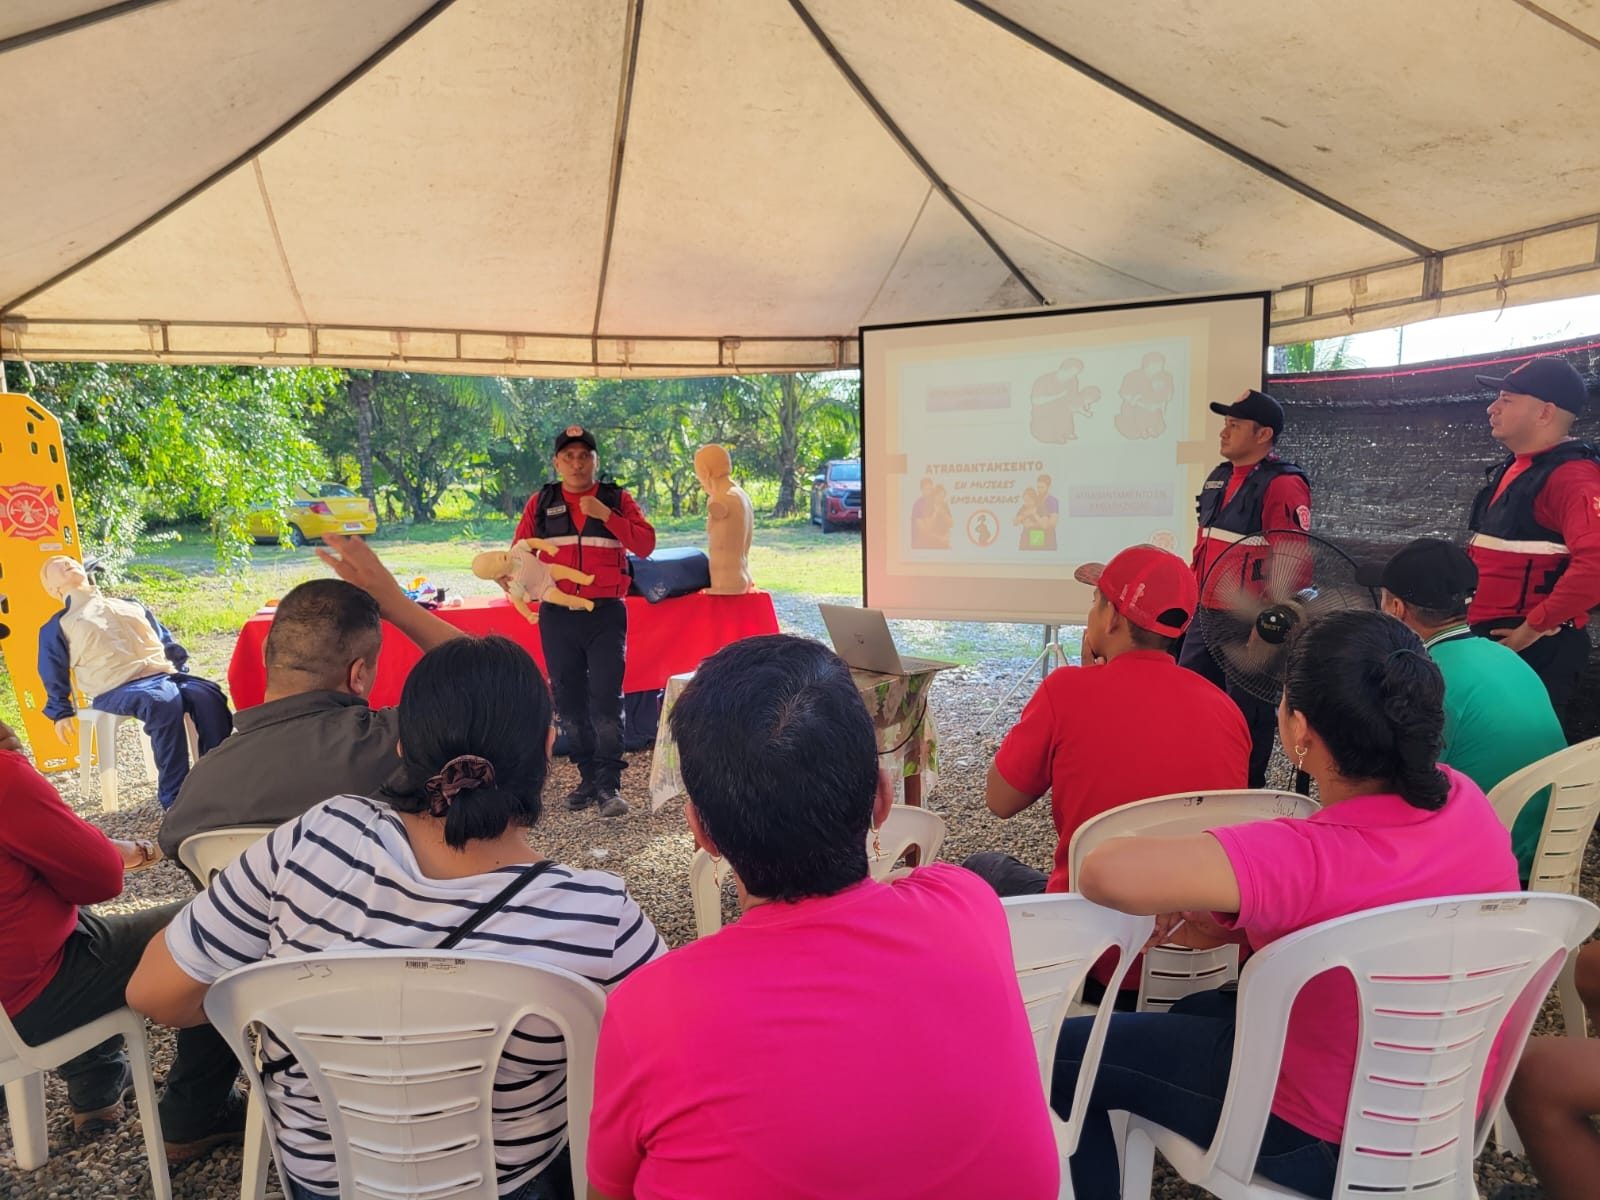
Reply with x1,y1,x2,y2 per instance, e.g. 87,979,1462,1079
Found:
36,516,863,657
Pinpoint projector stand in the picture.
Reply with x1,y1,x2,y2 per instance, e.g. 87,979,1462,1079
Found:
980,624,1070,734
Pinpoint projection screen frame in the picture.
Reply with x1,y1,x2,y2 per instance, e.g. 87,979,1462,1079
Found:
859,290,1271,626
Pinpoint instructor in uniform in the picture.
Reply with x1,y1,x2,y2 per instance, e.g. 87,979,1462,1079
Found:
514,425,656,817
1468,355,1600,730
1179,389,1311,787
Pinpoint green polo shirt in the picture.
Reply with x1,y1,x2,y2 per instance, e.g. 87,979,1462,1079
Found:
1425,625,1566,882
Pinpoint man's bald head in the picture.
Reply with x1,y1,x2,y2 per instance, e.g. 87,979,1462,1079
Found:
264,579,383,697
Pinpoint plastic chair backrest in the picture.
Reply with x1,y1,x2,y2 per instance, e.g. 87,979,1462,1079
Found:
1066,790,1317,1012
1203,893,1598,1196
177,825,276,884
689,805,950,937
1001,894,1152,1162
1487,736,1600,896
203,950,604,1200
1066,789,1316,882
867,805,947,880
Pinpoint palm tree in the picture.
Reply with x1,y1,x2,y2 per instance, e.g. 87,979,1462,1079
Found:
1272,336,1363,374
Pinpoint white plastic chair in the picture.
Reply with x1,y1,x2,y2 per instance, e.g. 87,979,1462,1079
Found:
689,804,949,937
0,1004,171,1198
78,707,200,812
1483,737,1600,1151
1067,790,1317,1011
1001,894,1153,1199
1120,892,1599,1200
204,950,604,1200
177,825,276,885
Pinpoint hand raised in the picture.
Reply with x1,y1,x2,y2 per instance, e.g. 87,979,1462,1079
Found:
579,494,613,522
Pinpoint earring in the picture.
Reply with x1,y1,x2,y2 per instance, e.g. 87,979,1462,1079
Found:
871,827,883,859
1294,744,1309,772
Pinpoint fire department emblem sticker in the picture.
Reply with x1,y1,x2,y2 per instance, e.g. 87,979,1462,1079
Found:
1295,505,1311,531
0,482,61,541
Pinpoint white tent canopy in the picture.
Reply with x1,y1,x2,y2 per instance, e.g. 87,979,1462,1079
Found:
3,0,1599,376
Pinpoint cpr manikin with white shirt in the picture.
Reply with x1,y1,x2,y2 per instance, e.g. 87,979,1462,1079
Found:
38,555,232,809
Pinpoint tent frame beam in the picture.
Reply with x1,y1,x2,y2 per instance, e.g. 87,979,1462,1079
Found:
953,0,1436,262
590,0,646,364
0,0,168,56
787,0,1048,306
0,0,461,316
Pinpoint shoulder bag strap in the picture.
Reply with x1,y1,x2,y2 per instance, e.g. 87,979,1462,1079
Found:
437,860,554,950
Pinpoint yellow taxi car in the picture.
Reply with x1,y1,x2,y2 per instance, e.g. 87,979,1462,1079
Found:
248,483,378,547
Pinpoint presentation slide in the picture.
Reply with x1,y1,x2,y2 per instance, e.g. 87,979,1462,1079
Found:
861,292,1268,624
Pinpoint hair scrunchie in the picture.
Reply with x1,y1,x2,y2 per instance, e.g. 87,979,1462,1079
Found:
424,754,496,817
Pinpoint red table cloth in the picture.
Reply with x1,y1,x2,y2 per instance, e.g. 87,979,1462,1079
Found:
227,591,780,710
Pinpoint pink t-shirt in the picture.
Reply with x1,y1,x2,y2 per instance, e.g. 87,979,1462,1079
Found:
1208,767,1519,1143
586,863,1060,1199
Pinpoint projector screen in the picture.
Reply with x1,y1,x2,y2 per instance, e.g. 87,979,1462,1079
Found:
861,292,1269,624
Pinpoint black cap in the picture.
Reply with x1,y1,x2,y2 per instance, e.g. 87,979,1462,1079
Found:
553,425,597,453
1209,389,1284,435
1356,537,1478,611
1475,356,1589,414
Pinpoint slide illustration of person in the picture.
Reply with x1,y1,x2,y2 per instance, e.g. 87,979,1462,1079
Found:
1014,485,1057,551
1029,357,1100,443
1115,351,1176,440
910,476,953,549
969,510,997,547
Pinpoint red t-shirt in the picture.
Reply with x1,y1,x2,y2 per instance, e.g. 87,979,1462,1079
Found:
995,650,1251,892
0,750,124,1015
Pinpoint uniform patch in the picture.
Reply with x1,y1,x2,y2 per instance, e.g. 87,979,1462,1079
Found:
1295,504,1311,531
1592,495,1600,519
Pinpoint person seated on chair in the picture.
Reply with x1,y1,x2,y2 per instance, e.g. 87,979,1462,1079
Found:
964,544,1249,895
1360,537,1567,884
158,533,461,862
38,555,233,810
0,717,247,1164
585,634,1060,1200
129,635,664,1200
1497,941,1600,1200
1053,610,1518,1200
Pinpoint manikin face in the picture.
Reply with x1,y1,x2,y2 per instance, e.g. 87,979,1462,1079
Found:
1486,390,1554,450
554,443,598,490
1218,417,1270,463
41,557,87,598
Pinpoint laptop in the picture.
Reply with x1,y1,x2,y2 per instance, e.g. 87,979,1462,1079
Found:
819,604,958,676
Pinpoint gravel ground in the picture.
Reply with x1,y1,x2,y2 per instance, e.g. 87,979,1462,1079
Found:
0,595,1578,1198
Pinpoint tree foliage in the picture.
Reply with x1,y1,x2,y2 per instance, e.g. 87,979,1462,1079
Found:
16,362,338,573
16,359,864,570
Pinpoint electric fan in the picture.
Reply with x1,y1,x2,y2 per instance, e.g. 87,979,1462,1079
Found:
1194,529,1380,704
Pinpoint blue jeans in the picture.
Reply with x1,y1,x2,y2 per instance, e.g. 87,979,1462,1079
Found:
92,672,232,809
1053,988,1339,1199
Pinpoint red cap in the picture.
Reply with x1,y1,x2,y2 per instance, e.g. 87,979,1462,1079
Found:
1074,545,1197,637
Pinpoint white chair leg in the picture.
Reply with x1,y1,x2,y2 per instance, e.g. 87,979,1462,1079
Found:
4,1074,49,1169
77,717,96,802
1558,951,1588,1039
1120,1122,1156,1200
241,1087,270,1200
1493,1103,1525,1156
123,1020,173,1200
140,720,159,781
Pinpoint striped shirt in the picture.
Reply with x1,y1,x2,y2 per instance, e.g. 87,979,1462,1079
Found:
165,795,663,1195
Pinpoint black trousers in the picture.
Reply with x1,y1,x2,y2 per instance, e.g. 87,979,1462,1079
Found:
1472,618,1591,738
539,599,627,791
1175,628,1278,788
11,901,239,1142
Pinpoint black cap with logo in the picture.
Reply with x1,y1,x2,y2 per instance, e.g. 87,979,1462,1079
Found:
1209,389,1284,435
1356,537,1478,611
553,425,598,453
1475,356,1590,415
